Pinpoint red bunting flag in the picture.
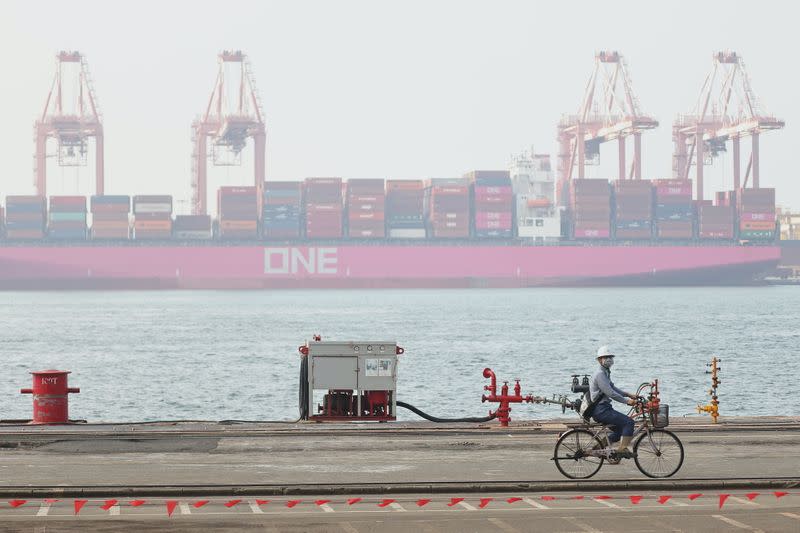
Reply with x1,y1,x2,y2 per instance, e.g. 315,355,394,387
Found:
347,498,362,506
541,496,556,501
224,500,242,508
130,500,146,507
101,500,118,511
745,492,759,501
687,493,703,501
447,498,464,507
377,499,395,508
630,496,643,505
507,497,522,504
479,498,493,508
571,496,585,500
9,500,26,508
315,500,331,506
166,500,178,517
658,496,672,504
255,500,270,506
286,500,302,508
594,495,612,500
44,499,60,504
774,491,789,499
416,499,431,507
192,500,209,508
718,494,730,509
74,500,88,515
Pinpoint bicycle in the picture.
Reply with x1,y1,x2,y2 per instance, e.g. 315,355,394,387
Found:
552,380,684,479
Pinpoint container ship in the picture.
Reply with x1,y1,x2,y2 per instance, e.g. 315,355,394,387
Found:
0,154,781,289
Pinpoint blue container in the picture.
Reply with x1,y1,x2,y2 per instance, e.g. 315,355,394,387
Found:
655,204,693,220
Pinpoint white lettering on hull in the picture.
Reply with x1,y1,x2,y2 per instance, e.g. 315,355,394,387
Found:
264,248,338,275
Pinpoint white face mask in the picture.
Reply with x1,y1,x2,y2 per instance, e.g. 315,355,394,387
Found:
601,357,614,369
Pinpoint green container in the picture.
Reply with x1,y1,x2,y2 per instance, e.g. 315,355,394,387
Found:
48,212,87,222
739,230,774,240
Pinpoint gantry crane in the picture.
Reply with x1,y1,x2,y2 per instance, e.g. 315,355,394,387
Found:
557,51,657,201
34,51,104,197
191,50,266,215
673,51,784,201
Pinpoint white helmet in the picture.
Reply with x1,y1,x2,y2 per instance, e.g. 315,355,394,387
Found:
596,345,615,359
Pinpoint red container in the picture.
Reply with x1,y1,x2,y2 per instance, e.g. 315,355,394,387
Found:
574,228,610,238
739,212,775,222
20,370,80,424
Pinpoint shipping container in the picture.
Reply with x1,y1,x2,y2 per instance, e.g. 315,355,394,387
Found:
346,179,385,238
569,179,610,239
426,178,470,238
6,196,46,240
386,179,425,237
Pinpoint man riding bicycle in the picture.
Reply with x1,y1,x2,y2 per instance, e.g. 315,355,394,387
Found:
589,346,639,461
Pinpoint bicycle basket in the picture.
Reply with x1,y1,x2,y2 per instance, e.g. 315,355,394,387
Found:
649,404,669,428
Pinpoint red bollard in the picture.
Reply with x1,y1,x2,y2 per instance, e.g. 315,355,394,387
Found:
20,370,80,424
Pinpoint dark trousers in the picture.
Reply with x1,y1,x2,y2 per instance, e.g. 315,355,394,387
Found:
593,402,635,443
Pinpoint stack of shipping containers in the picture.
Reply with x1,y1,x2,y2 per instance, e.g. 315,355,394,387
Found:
613,181,653,240
304,178,343,239
218,186,258,240
386,180,426,238
466,171,513,238
0,205,4,238
569,179,611,239
90,196,130,239
48,196,87,240
698,200,735,240
653,179,693,239
738,188,776,240
5,196,46,240
262,182,302,239
346,179,385,238
133,195,173,239
173,215,213,240
426,178,471,238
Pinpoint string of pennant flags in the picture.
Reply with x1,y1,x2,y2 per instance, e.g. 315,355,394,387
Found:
1,491,795,516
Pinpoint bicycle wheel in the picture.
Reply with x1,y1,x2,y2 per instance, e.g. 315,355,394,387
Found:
633,429,684,478
553,429,604,479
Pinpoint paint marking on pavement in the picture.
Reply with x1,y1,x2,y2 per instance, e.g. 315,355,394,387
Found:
340,522,360,533
781,512,800,521
389,502,407,512
457,501,477,511
36,502,51,517
249,501,264,514
668,499,689,507
179,503,192,515
523,497,550,509
320,503,335,513
487,518,522,533
562,516,603,533
730,496,760,507
109,504,121,516
593,498,622,509
712,514,765,533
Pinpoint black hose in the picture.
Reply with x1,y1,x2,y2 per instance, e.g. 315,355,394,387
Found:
396,400,496,423
299,356,309,420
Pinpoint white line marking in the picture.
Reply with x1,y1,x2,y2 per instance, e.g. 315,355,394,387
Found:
340,522,360,533
249,501,264,514
562,516,603,533
523,497,550,509
593,498,621,509
487,518,521,533
457,501,477,511
730,496,760,507
179,503,192,515
668,499,689,507
712,514,764,532
109,504,120,516
320,503,335,513
782,512,800,521
36,503,51,517
389,502,407,512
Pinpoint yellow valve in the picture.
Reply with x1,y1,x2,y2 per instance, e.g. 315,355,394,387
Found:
697,357,721,423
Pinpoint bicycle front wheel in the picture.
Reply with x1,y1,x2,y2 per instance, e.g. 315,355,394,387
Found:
553,429,604,479
633,429,684,478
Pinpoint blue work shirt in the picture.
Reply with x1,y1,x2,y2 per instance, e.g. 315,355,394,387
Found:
588,365,628,405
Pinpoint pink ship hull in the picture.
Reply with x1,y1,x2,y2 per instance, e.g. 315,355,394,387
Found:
0,244,781,289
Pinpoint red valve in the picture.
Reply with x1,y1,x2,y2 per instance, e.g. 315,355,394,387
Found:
298,346,309,356
480,368,533,427
396,346,404,355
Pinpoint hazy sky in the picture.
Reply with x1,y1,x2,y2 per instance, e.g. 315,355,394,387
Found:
2,1,796,213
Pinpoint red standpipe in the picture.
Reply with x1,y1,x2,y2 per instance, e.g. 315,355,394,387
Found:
20,370,80,424
481,367,534,427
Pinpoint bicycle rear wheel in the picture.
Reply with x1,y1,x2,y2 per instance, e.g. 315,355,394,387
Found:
633,429,684,478
553,429,604,479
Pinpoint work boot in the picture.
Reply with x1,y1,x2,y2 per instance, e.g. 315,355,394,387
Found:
616,436,635,459
605,441,621,464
